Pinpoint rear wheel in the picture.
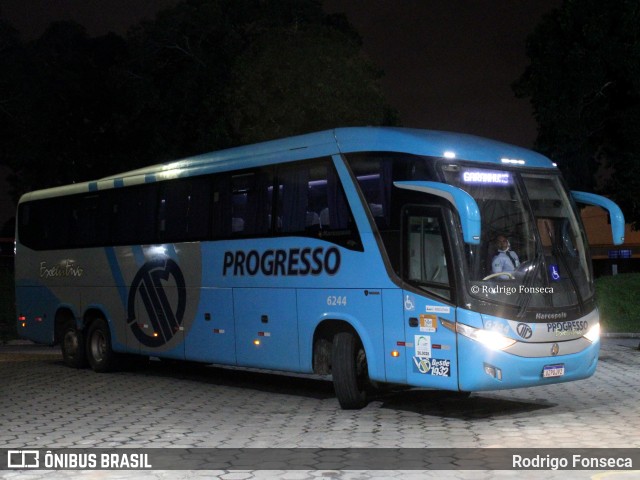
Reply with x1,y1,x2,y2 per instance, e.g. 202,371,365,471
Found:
332,331,369,409
60,321,87,369
86,318,120,372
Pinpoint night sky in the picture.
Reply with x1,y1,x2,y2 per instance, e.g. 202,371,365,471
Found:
0,0,563,226
1,0,561,148
322,0,563,148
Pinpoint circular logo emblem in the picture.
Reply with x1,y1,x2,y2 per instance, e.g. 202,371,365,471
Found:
551,343,560,356
516,323,533,340
127,257,186,347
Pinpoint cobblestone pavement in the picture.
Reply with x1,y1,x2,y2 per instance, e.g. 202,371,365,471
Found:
0,338,639,479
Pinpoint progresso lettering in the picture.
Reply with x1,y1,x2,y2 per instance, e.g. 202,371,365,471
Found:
547,320,588,333
222,247,341,276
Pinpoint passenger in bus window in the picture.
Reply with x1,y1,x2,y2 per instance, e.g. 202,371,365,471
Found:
491,235,520,279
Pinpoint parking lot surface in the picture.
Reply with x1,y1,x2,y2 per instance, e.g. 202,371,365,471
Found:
1,338,639,479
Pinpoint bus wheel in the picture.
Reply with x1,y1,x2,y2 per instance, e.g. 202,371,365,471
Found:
86,319,119,373
61,322,87,369
332,331,369,409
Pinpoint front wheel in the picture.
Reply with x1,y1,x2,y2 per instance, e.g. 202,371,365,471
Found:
86,319,120,373
332,331,369,409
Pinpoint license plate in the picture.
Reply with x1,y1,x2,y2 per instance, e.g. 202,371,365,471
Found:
543,364,565,378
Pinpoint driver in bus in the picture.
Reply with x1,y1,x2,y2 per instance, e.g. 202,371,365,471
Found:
491,235,520,279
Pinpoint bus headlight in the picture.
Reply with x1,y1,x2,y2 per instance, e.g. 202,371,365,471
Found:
583,323,600,343
456,323,516,351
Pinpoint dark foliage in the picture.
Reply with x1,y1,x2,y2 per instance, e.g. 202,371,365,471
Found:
0,0,397,200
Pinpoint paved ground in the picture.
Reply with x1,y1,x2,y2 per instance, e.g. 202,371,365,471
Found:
0,338,639,479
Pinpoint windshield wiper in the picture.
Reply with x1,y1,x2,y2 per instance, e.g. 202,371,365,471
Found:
543,220,585,315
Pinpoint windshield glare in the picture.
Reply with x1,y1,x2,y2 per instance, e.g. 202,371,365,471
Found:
442,164,594,309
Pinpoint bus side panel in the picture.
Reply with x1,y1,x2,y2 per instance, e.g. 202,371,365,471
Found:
297,288,385,382
14,284,59,345
381,288,406,384
403,292,458,390
107,244,203,360
234,287,299,371
15,249,84,345
184,287,236,364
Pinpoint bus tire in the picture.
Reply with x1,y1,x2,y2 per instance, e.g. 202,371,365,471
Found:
86,318,119,373
60,321,87,369
332,331,369,409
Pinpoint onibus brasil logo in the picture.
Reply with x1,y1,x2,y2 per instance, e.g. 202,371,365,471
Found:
127,257,186,347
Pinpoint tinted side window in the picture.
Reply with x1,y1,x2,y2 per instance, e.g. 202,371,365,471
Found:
225,170,273,237
111,185,158,246
403,206,453,301
347,155,392,229
70,194,105,247
18,203,40,249
19,199,69,250
18,159,364,250
276,158,362,251
158,176,211,242
346,152,437,230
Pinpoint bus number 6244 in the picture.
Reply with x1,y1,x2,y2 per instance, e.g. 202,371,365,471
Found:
327,296,347,306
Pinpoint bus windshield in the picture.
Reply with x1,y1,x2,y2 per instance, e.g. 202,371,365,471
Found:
346,153,595,316
441,164,594,311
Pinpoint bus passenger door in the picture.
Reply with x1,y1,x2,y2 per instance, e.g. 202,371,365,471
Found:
402,206,458,390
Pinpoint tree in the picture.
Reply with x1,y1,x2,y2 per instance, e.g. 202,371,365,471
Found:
1,0,397,197
0,21,127,195
226,22,395,145
0,20,29,180
121,0,396,160
513,0,640,226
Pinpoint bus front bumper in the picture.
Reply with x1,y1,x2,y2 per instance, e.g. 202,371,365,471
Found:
457,335,600,391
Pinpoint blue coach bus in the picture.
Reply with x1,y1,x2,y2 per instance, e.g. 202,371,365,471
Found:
15,127,624,409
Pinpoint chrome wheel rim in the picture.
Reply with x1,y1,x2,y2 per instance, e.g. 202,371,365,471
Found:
90,330,106,363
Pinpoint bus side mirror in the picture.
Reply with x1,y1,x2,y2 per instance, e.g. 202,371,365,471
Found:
571,191,625,245
394,181,481,245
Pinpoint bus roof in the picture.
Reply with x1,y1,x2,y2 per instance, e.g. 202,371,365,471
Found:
19,127,556,202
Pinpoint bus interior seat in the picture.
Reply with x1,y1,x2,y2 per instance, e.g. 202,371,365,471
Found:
424,234,448,283
232,217,244,233
306,211,320,227
306,211,321,233
319,208,330,228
